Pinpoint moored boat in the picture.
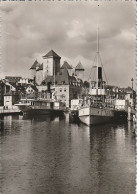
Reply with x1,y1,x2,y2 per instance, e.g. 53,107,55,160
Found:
78,27,115,125
15,98,66,115
79,106,114,126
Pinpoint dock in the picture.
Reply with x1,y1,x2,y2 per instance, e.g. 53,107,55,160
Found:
0,107,22,115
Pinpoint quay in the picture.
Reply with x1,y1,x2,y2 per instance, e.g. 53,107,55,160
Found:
0,106,22,115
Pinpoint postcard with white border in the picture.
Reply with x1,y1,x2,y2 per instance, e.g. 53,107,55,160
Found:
0,1,136,194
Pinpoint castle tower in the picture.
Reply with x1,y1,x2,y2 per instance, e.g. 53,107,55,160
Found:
36,64,43,85
60,61,73,76
42,50,61,80
75,61,85,81
29,60,40,80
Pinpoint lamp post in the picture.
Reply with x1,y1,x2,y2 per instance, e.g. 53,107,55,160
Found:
131,78,134,108
131,78,134,90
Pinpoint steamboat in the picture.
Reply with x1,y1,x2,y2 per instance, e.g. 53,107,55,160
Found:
78,27,115,125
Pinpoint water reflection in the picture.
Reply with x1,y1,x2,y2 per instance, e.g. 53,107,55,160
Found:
0,114,136,194
22,112,66,122
88,123,135,194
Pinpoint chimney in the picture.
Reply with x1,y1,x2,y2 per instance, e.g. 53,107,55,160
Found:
47,82,51,92
98,67,102,80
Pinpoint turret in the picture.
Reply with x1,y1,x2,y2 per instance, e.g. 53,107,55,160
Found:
75,61,85,81
60,61,73,76
29,60,40,80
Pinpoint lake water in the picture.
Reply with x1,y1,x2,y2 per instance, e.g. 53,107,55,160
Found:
0,114,136,194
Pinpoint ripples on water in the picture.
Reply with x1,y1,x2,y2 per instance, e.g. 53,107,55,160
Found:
0,114,136,194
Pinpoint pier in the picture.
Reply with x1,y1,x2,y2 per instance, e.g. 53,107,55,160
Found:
0,107,22,115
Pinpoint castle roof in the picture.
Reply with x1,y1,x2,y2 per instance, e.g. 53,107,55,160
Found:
30,60,39,70
42,68,83,86
43,50,61,59
43,68,69,85
75,61,85,70
36,63,43,71
60,61,73,69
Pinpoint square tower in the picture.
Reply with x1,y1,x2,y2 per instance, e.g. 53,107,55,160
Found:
42,50,61,80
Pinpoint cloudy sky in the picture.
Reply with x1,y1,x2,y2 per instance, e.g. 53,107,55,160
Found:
1,1,136,87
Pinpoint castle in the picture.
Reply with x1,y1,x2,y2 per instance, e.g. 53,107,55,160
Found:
30,50,85,85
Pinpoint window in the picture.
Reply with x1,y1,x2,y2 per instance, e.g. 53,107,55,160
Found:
60,88,62,92
64,88,66,92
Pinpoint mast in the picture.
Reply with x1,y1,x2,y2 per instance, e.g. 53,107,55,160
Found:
54,62,55,88
96,25,99,91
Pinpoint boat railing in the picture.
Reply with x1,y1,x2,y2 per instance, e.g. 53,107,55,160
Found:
31,105,65,111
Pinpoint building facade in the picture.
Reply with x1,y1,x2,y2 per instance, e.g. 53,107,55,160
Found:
43,68,83,107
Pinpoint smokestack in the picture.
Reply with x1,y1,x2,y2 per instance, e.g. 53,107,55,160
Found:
47,82,51,92
98,67,102,80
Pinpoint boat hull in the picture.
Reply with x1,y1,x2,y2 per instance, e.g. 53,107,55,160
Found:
79,107,114,126
17,105,64,115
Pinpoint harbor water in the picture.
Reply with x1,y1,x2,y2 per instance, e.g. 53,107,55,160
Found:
0,113,136,194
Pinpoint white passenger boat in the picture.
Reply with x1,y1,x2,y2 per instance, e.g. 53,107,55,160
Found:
79,105,114,126
78,27,115,125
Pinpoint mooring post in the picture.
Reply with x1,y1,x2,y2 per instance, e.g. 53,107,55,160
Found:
128,106,131,121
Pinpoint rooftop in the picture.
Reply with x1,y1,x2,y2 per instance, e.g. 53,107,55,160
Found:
36,63,43,71
30,60,40,70
5,76,22,83
26,85,38,92
43,50,61,59
75,61,85,70
60,61,73,69
42,68,83,86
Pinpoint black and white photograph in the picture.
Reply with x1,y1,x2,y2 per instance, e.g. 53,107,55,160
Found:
0,1,136,194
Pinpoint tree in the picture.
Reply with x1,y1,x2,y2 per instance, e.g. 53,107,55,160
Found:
83,81,90,88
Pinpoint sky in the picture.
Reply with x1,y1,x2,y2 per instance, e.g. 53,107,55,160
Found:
1,1,136,88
